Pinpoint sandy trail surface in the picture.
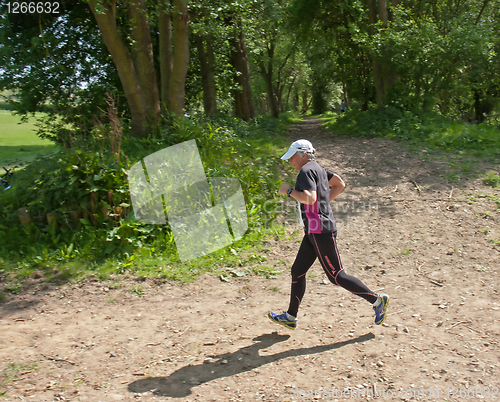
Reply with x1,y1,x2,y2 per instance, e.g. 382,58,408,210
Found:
1,118,499,401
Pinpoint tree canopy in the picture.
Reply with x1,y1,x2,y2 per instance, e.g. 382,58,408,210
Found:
1,0,499,137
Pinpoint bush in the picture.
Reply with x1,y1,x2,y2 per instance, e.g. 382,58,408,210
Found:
483,173,500,188
0,101,16,111
0,113,291,273
324,106,500,157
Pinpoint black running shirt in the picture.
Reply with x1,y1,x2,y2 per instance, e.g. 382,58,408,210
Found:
295,161,337,234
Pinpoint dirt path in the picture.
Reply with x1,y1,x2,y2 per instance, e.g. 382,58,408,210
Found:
1,118,499,401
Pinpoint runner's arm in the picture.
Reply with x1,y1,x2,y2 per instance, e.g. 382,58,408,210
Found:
328,174,346,202
291,189,317,205
279,183,317,205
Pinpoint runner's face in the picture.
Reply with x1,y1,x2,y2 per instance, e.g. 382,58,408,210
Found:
289,152,307,170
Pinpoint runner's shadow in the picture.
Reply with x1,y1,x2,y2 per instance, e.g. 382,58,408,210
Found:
128,331,375,398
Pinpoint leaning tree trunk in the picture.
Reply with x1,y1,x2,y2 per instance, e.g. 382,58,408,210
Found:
89,0,152,137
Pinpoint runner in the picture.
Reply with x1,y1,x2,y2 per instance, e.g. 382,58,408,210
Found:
268,139,389,330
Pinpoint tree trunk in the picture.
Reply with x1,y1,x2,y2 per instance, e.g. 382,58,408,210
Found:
284,75,296,111
89,0,149,137
196,35,218,115
372,62,386,108
301,89,309,113
129,0,160,124
260,61,279,118
473,89,491,123
389,0,399,20
367,0,386,109
367,0,377,37
258,38,279,118
342,84,349,109
277,81,285,113
292,86,299,111
229,26,255,120
159,3,173,110
378,0,388,27
205,38,217,114
167,0,190,115
312,84,327,115
275,46,294,115
380,0,398,98
475,0,489,24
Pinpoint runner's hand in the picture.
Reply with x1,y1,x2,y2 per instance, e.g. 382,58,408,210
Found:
279,183,291,195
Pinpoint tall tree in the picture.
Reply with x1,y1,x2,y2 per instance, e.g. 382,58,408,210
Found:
366,0,399,108
0,2,124,140
89,0,190,135
190,4,219,115
88,0,160,137
187,0,258,118
251,0,291,118
163,0,190,115
195,34,218,115
228,16,255,120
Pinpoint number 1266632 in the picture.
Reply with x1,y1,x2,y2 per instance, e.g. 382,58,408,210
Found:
6,2,60,14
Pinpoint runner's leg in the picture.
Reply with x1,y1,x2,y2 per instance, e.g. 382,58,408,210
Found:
287,235,317,317
310,233,378,304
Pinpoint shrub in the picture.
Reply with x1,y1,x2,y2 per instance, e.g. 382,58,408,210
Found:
483,173,500,188
323,106,500,158
0,112,290,270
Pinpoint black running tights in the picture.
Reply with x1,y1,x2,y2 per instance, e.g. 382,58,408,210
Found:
287,233,378,317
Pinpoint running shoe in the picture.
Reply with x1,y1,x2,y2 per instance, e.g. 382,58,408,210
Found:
268,310,297,330
373,294,389,325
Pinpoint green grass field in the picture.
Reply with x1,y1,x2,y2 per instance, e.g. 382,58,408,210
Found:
0,112,59,168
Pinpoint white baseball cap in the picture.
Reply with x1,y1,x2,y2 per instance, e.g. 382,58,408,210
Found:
281,139,315,160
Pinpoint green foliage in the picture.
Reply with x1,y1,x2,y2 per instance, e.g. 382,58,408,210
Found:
251,265,282,279
0,4,122,121
367,6,499,118
4,148,128,222
483,173,500,188
0,113,291,287
467,192,500,212
0,101,15,111
324,106,500,158
289,0,500,119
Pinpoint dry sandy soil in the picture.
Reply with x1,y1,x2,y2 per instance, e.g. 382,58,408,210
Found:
1,118,499,402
